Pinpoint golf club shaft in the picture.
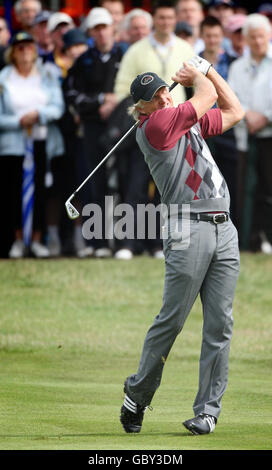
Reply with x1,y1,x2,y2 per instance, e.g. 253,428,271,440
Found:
68,81,178,201
70,120,140,201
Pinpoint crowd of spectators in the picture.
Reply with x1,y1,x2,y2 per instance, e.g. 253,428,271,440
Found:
0,0,272,259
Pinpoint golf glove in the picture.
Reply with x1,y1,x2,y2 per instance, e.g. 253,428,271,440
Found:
188,56,212,76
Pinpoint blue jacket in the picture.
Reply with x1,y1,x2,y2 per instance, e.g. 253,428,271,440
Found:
0,61,65,159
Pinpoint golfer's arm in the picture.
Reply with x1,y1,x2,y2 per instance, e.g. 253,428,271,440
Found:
206,67,245,132
188,73,218,120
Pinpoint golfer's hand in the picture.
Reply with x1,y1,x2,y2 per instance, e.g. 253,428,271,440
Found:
172,62,200,88
187,55,212,76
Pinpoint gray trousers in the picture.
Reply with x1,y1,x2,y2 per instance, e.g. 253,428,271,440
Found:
125,218,240,419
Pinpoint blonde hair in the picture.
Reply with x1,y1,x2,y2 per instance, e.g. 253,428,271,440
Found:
127,99,146,121
4,42,38,65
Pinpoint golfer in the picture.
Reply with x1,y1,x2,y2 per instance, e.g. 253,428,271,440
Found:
120,57,244,435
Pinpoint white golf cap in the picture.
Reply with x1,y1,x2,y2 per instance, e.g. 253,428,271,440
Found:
47,12,74,33
85,7,113,30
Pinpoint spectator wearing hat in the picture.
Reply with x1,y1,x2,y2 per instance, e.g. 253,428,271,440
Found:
176,0,205,53
35,15,78,258
175,21,194,43
0,32,64,258
30,10,54,61
224,14,248,58
58,28,90,258
208,0,235,29
47,12,75,81
228,13,272,253
62,28,88,62
14,0,42,34
64,7,125,258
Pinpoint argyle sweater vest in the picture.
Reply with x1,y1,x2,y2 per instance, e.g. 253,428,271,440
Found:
136,120,230,215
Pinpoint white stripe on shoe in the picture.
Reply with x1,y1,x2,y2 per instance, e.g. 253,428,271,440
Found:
124,394,137,414
205,415,216,433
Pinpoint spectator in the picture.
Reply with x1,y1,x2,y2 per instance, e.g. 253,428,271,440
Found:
14,0,42,34
99,0,125,41
119,8,153,45
228,14,272,253
175,0,205,53
30,10,54,61
200,16,234,80
175,20,194,45
0,17,11,46
114,0,194,106
224,14,248,58
0,17,11,70
47,12,75,80
199,15,238,225
208,0,235,30
207,0,235,54
60,28,90,258
64,7,125,258
62,28,88,62
0,32,64,258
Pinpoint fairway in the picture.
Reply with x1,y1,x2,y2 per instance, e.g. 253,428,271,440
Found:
0,253,271,451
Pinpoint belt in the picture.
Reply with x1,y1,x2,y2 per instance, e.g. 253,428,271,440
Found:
190,212,229,224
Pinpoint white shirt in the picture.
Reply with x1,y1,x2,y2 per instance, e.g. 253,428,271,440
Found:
228,46,272,150
6,66,48,140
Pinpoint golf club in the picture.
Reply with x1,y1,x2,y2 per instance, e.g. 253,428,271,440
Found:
65,81,178,219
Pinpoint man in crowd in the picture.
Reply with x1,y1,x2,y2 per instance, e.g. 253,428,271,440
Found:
99,0,125,41
207,0,235,30
224,13,248,58
64,7,124,258
199,15,238,224
47,12,75,80
176,0,205,53
228,13,272,253
30,10,53,61
14,0,41,33
119,8,153,45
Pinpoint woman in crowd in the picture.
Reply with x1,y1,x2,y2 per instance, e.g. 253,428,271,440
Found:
0,31,64,258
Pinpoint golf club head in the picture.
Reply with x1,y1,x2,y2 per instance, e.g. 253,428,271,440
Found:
65,198,80,220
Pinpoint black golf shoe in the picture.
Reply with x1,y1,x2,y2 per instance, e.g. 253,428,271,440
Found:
183,413,217,435
120,381,146,433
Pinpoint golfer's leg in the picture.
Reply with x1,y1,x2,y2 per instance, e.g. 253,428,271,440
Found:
126,221,216,407
193,221,240,419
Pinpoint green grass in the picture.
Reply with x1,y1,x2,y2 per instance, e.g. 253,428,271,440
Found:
0,254,271,450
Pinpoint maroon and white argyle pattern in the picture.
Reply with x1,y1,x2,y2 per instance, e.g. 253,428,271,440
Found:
183,125,227,201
